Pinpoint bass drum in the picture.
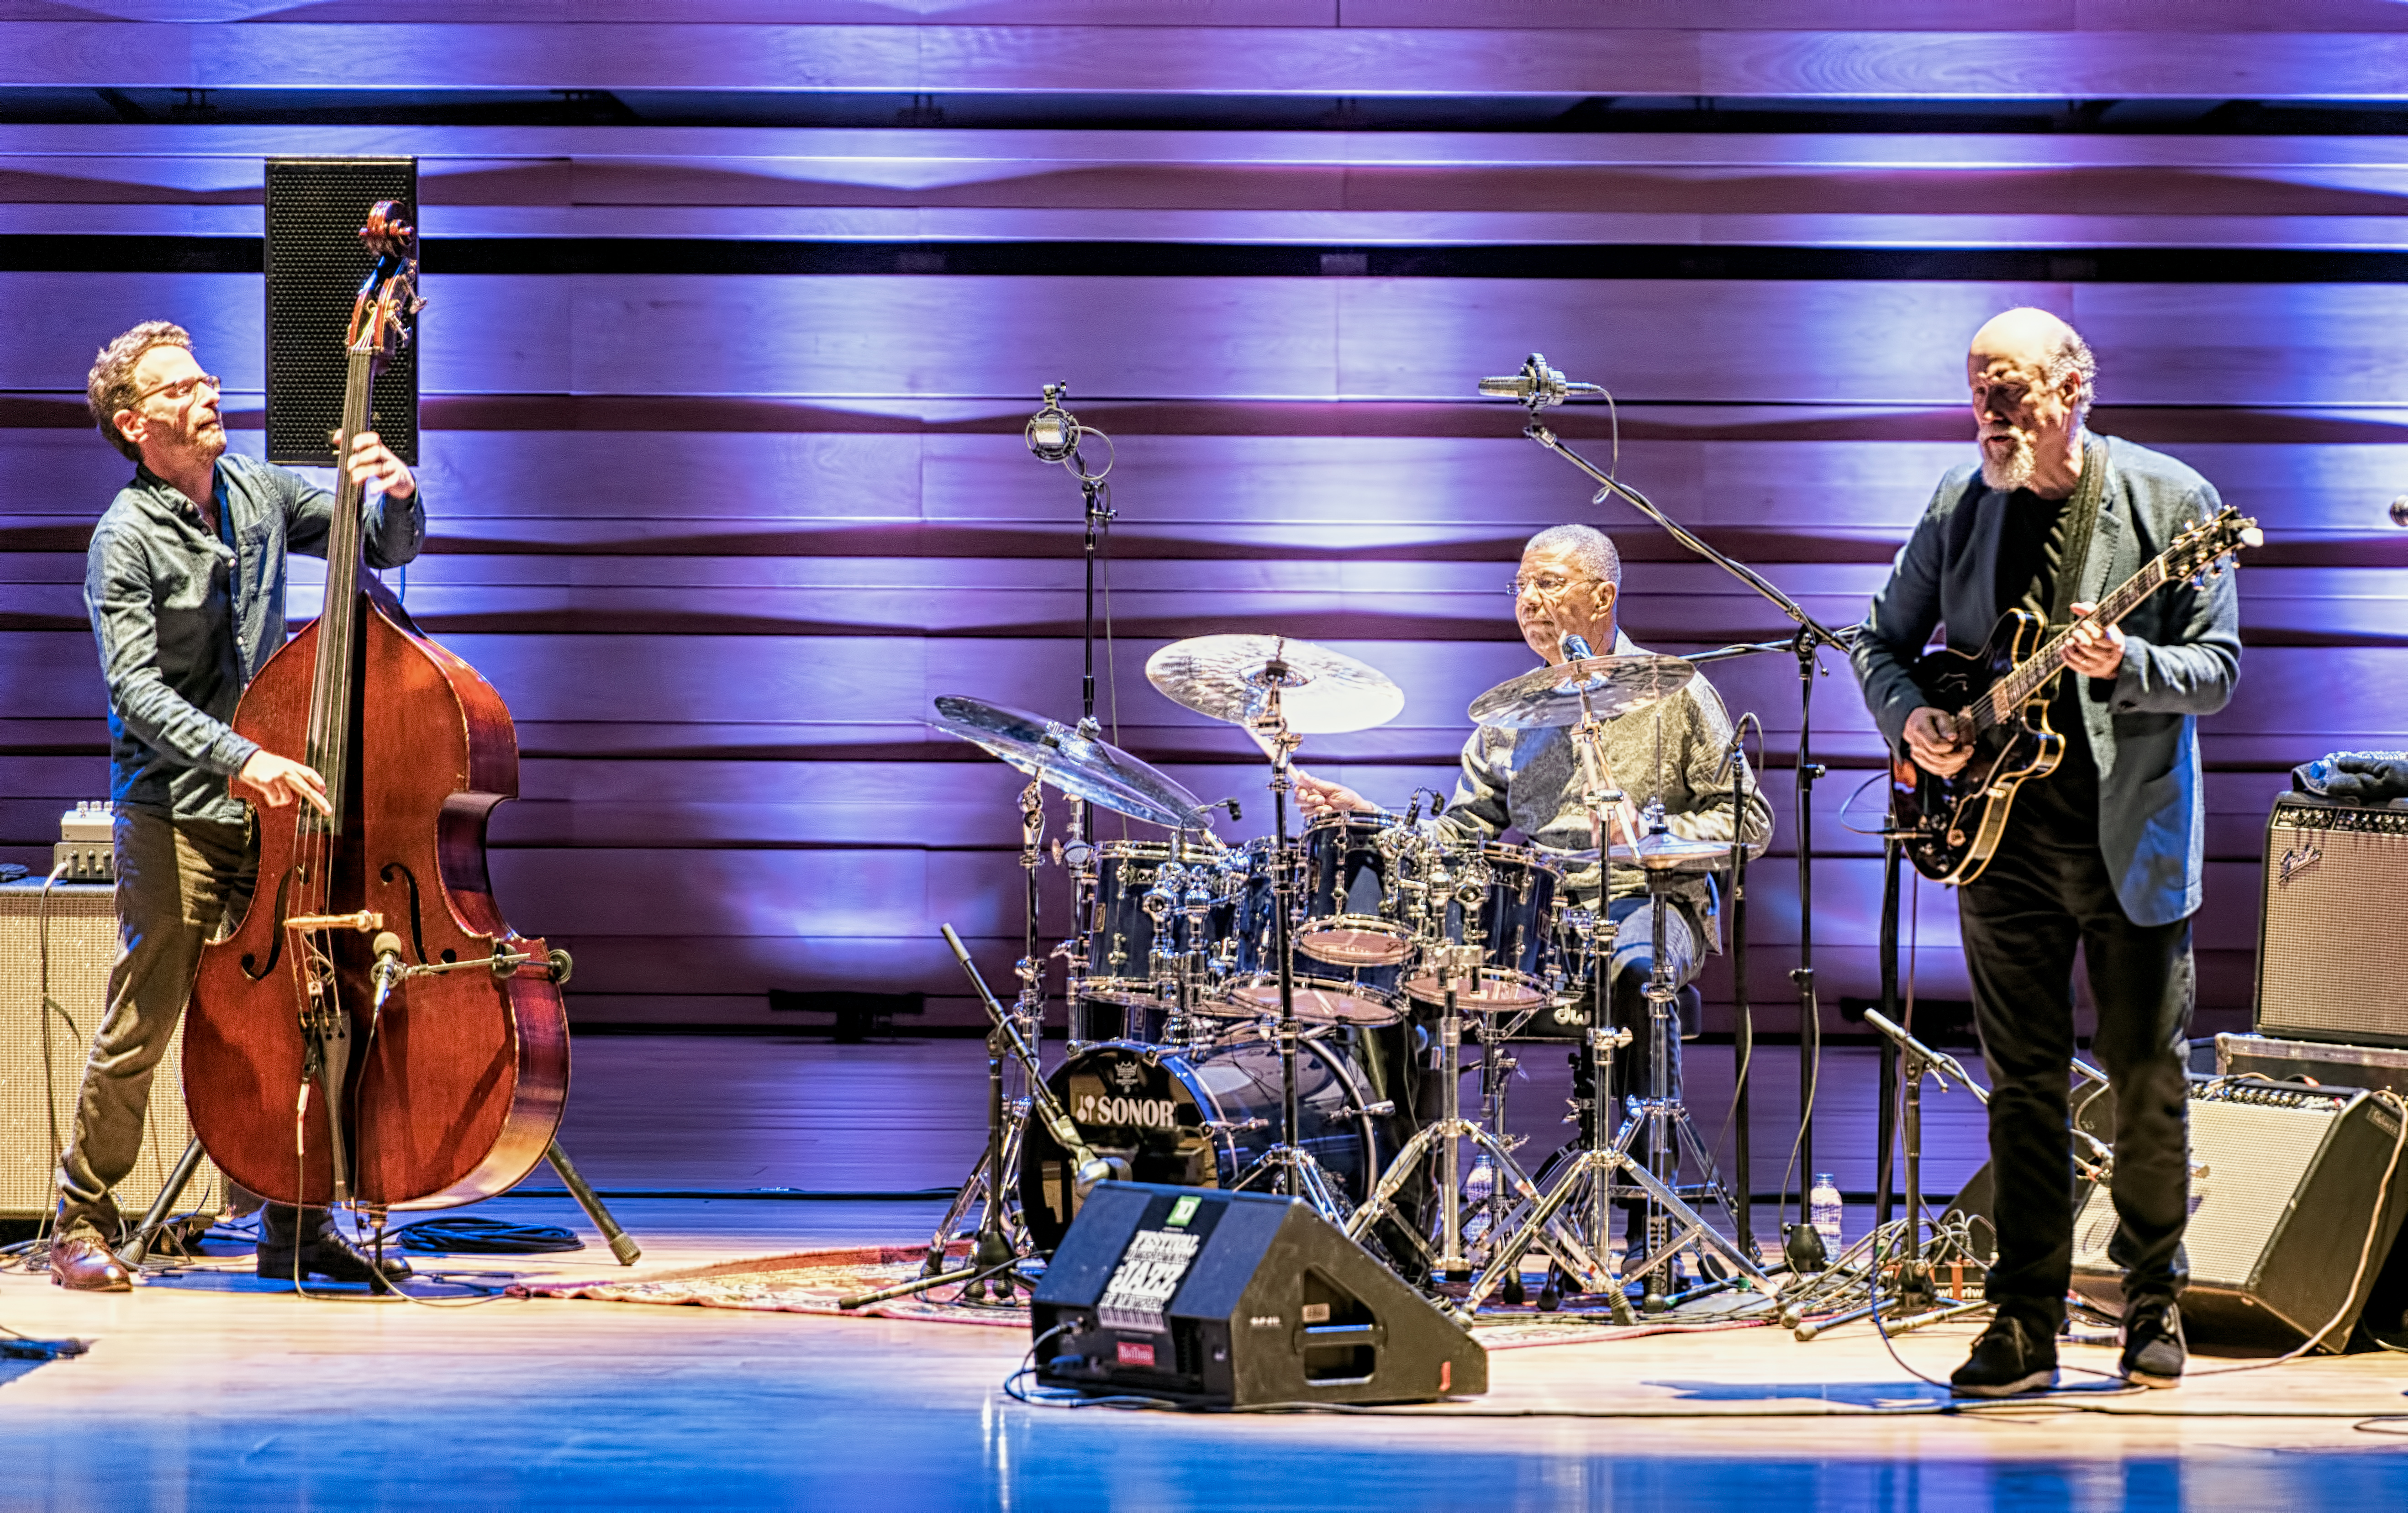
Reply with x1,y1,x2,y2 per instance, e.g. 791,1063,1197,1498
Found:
1018,1036,1390,1254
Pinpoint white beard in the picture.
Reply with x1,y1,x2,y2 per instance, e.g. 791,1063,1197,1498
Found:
1979,429,2036,492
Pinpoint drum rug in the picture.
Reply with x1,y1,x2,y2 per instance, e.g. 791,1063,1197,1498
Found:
511,1243,1765,1350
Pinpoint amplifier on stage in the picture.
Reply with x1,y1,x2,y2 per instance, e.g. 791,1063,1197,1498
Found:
2255,794,2408,1049
2071,1080,2408,1351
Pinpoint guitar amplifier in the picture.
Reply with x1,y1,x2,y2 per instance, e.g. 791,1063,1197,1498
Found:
0,881,220,1220
2255,794,2408,1049
2071,1080,2408,1351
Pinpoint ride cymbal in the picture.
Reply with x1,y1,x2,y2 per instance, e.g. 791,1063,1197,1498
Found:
1145,634,1404,736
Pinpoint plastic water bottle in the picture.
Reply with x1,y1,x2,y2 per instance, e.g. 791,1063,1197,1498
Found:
1810,1172,1844,1255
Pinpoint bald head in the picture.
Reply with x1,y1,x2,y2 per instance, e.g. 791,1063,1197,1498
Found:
1967,307,2096,497
1970,307,2096,411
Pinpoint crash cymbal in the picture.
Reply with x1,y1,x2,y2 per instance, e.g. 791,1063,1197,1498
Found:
1467,653,1694,730
1145,634,1404,736
928,696,1203,829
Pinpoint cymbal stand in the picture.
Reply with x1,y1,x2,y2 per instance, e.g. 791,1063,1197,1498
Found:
919,780,1048,1283
1227,674,1346,1220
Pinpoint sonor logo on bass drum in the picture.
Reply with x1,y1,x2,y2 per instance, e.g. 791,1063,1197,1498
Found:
1075,1092,1179,1129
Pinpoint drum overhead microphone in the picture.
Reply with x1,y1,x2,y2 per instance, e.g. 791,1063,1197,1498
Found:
1025,381,1113,482
1477,353,1603,411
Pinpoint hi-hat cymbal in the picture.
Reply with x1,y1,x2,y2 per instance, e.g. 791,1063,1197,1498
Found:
1534,832,1734,871
1145,634,1404,735
928,695,1203,829
1467,653,1694,730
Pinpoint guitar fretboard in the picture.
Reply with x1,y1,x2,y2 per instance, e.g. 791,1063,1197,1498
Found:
1965,556,2169,735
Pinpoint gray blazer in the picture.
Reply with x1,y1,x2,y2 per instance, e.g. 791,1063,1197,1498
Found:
1851,433,2242,928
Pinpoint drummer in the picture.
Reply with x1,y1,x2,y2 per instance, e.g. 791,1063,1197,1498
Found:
1296,523,1773,1255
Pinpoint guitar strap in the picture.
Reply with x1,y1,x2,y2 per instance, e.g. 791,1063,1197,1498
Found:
2047,432,2109,627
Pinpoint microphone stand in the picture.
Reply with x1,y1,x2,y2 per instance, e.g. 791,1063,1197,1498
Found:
1491,357,1855,1235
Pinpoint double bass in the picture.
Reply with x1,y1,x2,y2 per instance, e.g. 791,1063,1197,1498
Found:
186,204,569,1213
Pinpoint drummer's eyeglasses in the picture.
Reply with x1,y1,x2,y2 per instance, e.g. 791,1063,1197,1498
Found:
129,373,222,406
1509,573,1587,600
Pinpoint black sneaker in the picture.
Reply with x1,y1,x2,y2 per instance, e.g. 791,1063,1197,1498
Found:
1949,1314,2059,1398
2118,1297,2186,1388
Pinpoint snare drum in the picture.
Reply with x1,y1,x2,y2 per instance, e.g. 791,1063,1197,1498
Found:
1079,839,1244,1010
1292,812,1422,968
1017,1035,1391,1253
1402,841,1564,1012
1207,840,1406,1026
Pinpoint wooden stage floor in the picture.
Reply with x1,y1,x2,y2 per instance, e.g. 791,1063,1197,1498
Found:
0,1035,2403,1510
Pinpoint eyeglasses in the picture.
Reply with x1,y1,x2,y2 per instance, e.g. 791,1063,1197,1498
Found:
128,373,222,407
1508,572,1590,600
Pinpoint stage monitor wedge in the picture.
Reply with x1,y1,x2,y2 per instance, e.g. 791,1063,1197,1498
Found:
265,157,418,468
1032,1181,1487,1408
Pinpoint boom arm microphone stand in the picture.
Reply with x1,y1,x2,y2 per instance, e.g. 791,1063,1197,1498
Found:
1482,352,1857,1239
849,925,1129,1310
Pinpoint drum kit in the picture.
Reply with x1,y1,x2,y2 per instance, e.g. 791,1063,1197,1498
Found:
913,629,1772,1318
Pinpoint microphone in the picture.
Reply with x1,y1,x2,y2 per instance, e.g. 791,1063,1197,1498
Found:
1560,632,1595,662
1025,381,1081,464
1402,791,1423,827
2390,495,2408,528
370,930,407,1011
1477,353,1604,411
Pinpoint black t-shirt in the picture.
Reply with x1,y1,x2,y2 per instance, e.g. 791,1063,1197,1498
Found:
1993,488,2101,833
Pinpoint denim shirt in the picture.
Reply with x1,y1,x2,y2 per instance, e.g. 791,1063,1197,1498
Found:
83,453,426,823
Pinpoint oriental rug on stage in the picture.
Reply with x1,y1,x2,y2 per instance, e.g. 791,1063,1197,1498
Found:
511,1243,1764,1350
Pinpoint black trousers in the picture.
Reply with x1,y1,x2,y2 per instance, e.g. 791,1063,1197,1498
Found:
1957,804,2194,1331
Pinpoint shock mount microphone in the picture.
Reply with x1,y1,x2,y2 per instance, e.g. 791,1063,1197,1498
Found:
1477,353,1605,411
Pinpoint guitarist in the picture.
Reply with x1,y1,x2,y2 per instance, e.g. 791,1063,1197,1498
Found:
52,321,422,1292
1851,308,2241,1396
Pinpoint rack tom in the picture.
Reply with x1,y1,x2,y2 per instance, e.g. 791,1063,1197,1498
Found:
1204,840,1406,1027
1292,812,1425,968
1403,841,1564,1012
1078,839,1244,1011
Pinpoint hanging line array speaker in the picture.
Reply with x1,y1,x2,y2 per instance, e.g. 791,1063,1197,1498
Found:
264,156,418,468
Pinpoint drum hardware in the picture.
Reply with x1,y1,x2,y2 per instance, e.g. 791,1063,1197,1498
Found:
869,925,1129,1309
1345,943,1569,1291
921,694,1222,1270
1484,349,1856,1205
1146,635,1405,1223
1619,813,1765,1311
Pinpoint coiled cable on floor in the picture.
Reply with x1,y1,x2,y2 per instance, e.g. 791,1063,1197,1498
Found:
390,1216,585,1255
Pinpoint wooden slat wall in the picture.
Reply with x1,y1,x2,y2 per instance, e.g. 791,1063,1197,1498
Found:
4,12,2405,1030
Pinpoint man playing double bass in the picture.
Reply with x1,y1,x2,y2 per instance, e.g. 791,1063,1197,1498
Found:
51,321,422,1292
1852,308,2241,1394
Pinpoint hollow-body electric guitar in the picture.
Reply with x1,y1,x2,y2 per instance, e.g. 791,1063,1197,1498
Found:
1891,506,2262,885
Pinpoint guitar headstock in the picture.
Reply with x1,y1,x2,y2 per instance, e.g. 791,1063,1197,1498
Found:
2166,506,2264,587
345,200,422,371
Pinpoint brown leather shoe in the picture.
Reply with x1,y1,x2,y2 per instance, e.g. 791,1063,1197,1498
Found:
50,1229,131,1292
